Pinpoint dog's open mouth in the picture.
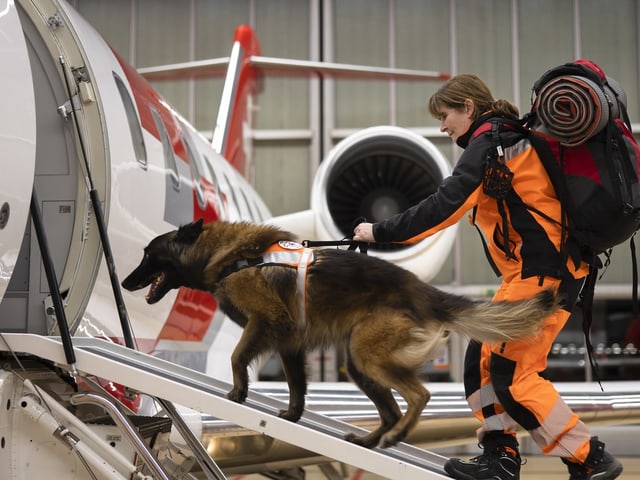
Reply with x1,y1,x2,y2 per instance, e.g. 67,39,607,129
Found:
146,272,166,303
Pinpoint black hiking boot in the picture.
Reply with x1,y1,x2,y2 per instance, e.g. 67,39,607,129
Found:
561,436,622,480
444,432,521,480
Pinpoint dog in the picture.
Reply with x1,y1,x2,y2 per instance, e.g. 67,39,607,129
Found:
121,218,558,448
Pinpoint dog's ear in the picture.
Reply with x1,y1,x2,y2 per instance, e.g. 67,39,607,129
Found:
176,218,204,244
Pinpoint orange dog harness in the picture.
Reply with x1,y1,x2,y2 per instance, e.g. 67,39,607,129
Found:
262,241,315,326
220,240,315,326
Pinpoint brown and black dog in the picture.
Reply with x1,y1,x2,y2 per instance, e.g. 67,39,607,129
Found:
121,218,557,448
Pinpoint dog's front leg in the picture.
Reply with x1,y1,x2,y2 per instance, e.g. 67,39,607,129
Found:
278,349,307,422
226,322,265,404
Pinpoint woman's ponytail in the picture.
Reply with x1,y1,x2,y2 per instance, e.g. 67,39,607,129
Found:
491,99,519,120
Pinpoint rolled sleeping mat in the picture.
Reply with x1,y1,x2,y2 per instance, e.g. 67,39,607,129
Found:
535,74,609,147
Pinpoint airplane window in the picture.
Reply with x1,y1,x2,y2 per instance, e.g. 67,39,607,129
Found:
253,201,265,222
150,108,180,191
113,73,147,169
179,130,206,209
240,187,261,222
202,155,226,217
222,172,242,221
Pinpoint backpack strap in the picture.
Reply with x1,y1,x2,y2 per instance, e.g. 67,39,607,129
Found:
472,121,493,138
632,234,639,318
518,129,589,272
471,205,502,277
613,102,640,319
496,120,592,271
525,129,605,386
492,123,515,260
479,122,517,264
577,265,603,390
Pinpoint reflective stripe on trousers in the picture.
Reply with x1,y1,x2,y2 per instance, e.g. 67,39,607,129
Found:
463,275,592,463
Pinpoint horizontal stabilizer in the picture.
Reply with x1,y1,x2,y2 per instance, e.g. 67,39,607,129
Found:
138,55,449,82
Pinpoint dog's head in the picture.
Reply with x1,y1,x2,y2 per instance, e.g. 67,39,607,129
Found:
121,218,205,304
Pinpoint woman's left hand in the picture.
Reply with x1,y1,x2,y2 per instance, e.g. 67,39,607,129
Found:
353,222,375,242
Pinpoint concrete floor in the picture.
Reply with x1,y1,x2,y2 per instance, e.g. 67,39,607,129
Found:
226,425,639,480
227,456,639,479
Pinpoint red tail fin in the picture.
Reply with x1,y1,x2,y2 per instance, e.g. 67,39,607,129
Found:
211,25,263,178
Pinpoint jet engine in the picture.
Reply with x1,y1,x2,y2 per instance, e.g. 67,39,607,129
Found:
271,126,457,281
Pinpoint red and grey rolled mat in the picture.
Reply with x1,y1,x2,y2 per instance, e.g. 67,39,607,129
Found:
535,75,609,146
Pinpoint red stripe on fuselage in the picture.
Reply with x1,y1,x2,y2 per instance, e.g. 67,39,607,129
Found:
114,50,221,348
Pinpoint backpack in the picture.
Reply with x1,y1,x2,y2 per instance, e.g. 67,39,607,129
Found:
481,60,640,384
524,60,640,261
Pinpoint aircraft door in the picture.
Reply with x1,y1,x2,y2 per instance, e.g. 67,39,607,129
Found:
0,1,37,308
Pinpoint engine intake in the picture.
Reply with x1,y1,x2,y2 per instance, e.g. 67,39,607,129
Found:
313,126,452,252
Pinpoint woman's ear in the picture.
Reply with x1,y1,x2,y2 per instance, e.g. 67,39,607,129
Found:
464,99,475,116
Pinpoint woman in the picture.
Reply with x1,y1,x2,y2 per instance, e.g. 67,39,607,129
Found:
352,74,622,480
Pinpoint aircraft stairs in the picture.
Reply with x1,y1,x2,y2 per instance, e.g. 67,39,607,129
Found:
0,333,451,479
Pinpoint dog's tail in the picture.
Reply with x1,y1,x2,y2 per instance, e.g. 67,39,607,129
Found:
439,289,559,343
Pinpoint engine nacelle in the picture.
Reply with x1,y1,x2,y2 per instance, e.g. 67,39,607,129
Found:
312,126,457,281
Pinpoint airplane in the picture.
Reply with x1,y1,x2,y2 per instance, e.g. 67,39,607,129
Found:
1,1,638,479
1,0,456,387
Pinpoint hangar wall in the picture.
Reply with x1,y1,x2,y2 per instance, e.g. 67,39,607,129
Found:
72,0,640,287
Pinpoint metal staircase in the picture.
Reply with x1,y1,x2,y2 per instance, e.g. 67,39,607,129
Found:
0,333,450,479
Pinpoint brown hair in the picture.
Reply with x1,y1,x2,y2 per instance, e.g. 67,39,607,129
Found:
428,73,519,121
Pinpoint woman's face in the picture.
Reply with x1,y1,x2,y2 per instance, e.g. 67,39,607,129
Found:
436,102,474,143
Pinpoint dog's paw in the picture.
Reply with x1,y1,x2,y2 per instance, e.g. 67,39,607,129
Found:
226,388,247,404
344,432,361,444
378,433,400,449
277,409,302,422
344,432,376,449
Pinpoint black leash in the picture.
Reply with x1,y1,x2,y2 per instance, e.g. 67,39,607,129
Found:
301,238,370,254
302,217,374,253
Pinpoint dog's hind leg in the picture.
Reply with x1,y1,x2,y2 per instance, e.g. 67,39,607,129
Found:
378,374,430,448
343,348,402,448
348,312,432,448
278,349,307,422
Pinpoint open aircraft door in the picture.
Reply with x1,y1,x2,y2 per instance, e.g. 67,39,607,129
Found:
0,0,37,304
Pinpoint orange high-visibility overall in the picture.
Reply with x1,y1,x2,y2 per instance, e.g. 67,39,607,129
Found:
373,114,592,463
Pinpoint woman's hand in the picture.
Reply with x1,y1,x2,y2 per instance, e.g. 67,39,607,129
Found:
353,222,375,242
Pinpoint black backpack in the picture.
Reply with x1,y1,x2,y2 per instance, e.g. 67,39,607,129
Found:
481,60,640,383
